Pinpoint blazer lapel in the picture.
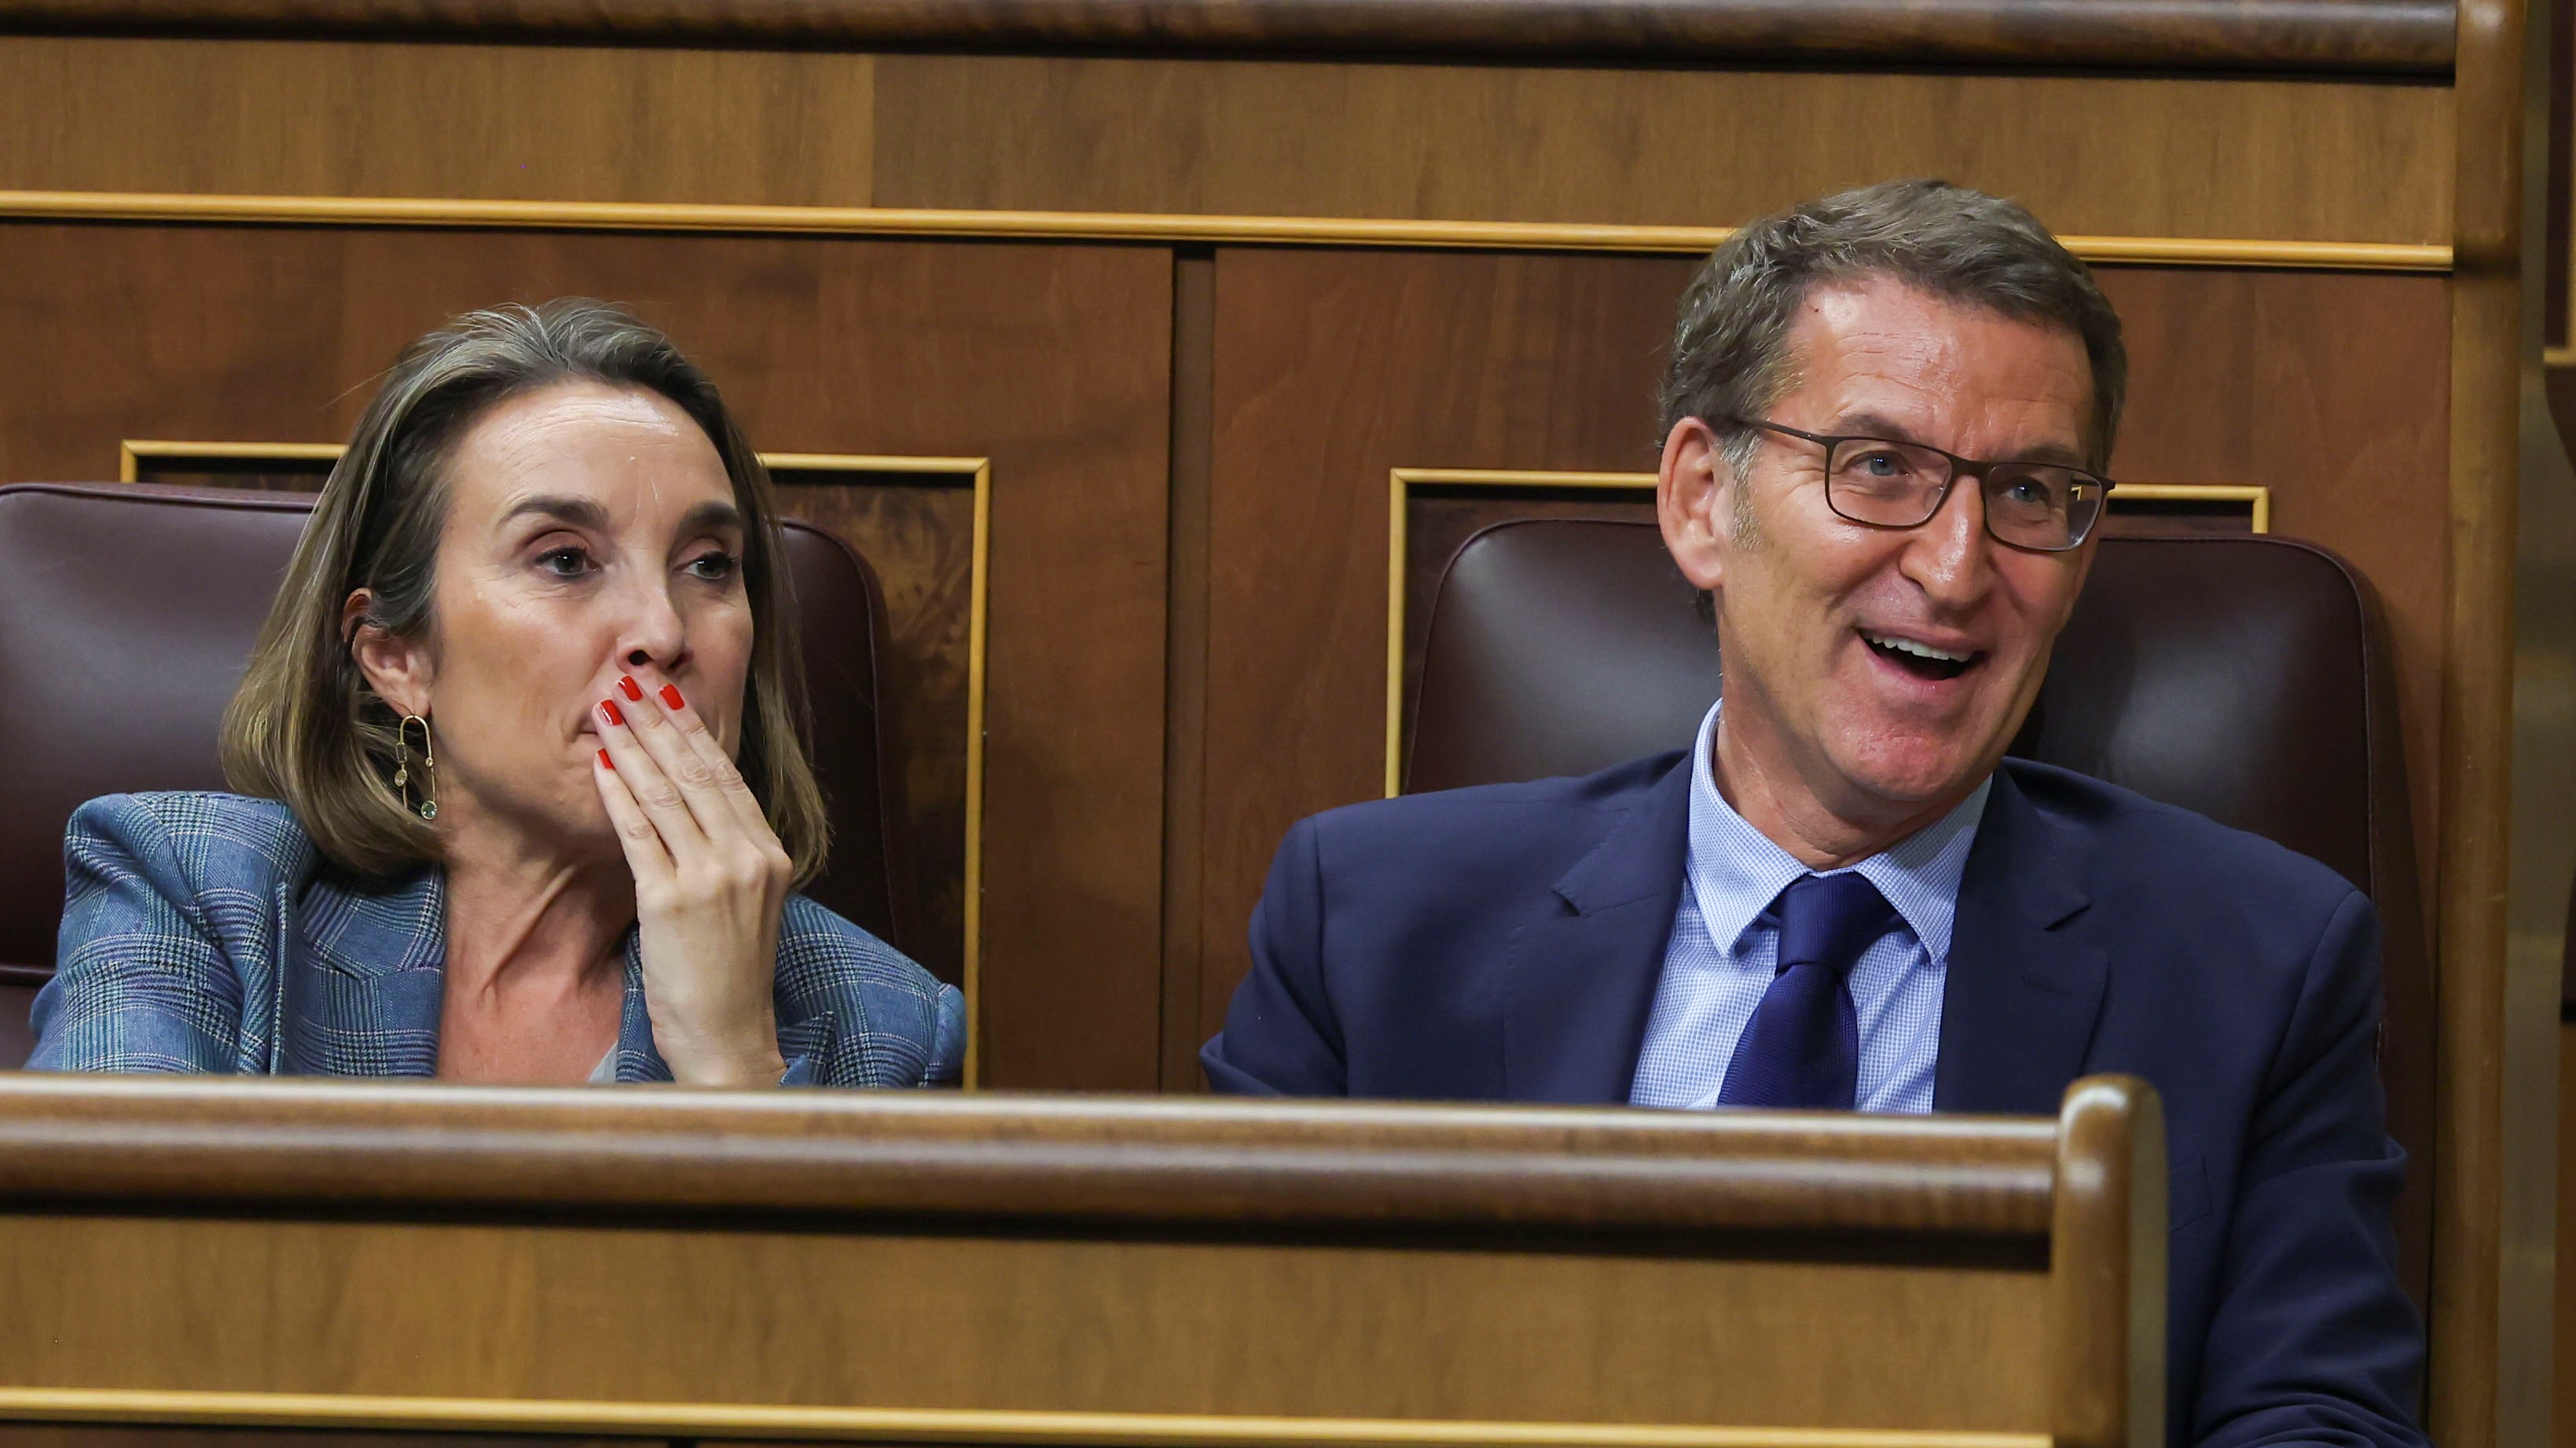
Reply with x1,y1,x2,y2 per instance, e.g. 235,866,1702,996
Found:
1502,757,1694,1104
1933,766,2108,1115
282,867,446,1078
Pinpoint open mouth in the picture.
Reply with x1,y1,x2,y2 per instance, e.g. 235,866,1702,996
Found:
1861,629,1980,683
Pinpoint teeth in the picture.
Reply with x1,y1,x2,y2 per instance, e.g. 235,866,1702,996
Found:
1865,631,1972,663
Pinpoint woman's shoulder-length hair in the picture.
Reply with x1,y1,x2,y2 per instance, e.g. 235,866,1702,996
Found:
218,298,831,885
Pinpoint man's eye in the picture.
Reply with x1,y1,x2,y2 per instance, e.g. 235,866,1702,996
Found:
538,547,591,577
1852,450,1910,478
687,552,739,581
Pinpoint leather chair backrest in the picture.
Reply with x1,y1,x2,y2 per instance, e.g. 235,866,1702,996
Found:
1408,517,2433,1305
0,482,914,1065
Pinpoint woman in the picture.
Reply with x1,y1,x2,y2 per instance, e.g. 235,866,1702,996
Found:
33,299,962,1087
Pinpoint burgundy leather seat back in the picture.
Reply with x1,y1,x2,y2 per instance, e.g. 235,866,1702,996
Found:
0,481,914,1066
1408,518,2432,1303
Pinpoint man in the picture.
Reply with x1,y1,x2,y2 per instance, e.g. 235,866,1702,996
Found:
1202,180,2426,1447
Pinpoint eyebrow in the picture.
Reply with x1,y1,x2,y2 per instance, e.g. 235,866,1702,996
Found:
498,494,613,533
677,499,748,539
497,495,748,538
1831,412,2090,469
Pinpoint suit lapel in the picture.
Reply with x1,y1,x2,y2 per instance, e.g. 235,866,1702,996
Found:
1502,757,1694,1104
1933,766,2108,1114
283,867,446,1078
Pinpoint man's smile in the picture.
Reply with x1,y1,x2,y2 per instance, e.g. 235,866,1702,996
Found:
1859,627,1982,682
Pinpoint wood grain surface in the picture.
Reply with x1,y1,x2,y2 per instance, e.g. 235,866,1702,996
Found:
0,1073,2058,1231
769,470,979,987
0,221,1172,1091
0,1219,2054,1435
2558,1021,2576,1448
0,38,2453,245
1197,247,1693,1049
2094,266,2453,923
1161,251,1217,1093
2046,1079,2166,1448
0,38,875,206
0,0,2457,72
0,1078,2164,1442
2437,0,2562,1444
874,55,2453,246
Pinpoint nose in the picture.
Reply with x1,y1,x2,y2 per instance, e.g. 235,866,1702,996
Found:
611,570,693,680
1899,475,1996,612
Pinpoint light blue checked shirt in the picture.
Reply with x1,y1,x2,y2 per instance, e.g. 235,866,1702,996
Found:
1629,702,1989,1113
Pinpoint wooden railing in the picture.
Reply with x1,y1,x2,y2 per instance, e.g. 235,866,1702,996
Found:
0,0,2456,73
0,1072,2166,1447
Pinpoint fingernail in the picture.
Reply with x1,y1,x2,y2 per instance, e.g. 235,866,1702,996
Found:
597,748,614,771
659,684,684,710
600,698,623,727
618,675,644,701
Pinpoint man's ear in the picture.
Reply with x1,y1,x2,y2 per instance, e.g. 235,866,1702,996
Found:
343,589,433,717
1658,416,1733,595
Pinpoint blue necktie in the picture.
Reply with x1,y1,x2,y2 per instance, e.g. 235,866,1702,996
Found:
1715,872,1896,1109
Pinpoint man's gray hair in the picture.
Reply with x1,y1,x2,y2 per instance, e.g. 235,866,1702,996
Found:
1659,178,2127,474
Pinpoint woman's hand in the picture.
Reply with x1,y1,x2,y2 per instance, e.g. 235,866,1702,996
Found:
590,675,791,1086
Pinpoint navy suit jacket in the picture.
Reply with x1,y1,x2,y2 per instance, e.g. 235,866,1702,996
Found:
1204,753,2426,1448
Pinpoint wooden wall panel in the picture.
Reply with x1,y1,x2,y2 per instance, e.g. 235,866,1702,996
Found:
0,37,874,206
874,54,2454,244
1158,251,1218,1092
2097,267,2452,889
0,1213,2050,1432
0,221,1172,1091
2559,1019,2576,1448
1197,247,2453,1043
1196,247,1693,1044
772,471,978,986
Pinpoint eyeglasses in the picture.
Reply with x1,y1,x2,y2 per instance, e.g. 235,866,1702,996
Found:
1725,416,2115,553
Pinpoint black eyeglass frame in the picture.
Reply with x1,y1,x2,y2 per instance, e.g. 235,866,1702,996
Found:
1723,416,2118,554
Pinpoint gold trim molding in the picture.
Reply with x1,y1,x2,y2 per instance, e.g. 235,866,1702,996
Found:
1382,467,2273,795
0,1388,2049,1448
118,441,994,1087
0,189,2455,271
117,440,345,476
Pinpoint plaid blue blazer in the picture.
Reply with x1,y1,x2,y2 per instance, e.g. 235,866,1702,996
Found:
32,792,965,1086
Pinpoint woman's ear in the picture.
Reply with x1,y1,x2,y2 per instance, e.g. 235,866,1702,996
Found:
1657,416,1733,596
343,588,433,717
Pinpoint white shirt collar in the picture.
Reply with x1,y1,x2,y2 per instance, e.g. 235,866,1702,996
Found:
1683,700,1991,962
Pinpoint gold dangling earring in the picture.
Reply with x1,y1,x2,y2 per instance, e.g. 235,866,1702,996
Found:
396,713,438,821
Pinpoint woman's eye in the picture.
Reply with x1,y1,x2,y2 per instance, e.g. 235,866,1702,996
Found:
687,552,740,581
537,547,592,577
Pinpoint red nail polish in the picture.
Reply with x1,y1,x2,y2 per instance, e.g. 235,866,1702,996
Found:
600,698,623,727
597,748,614,771
618,675,644,701
659,684,684,710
